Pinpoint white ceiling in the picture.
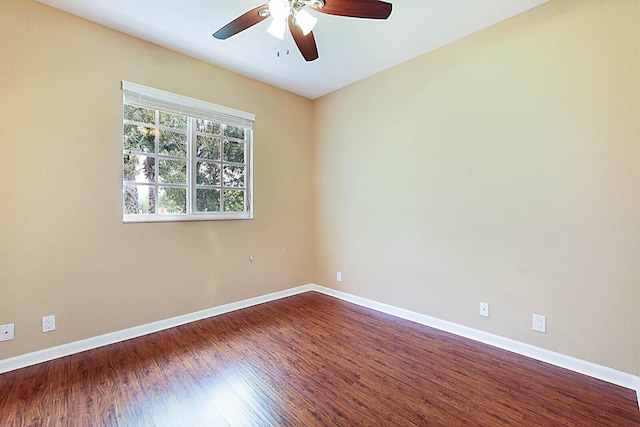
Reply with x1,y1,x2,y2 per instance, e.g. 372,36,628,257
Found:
35,0,548,99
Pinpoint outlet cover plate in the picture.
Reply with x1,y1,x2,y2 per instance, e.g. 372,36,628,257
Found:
479,302,490,317
532,314,546,333
336,272,342,282
42,315,56,333
0,323,15,341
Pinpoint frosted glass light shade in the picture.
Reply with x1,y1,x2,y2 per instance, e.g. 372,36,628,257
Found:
267,18,287,40
295,9,317,35
268,0,290,20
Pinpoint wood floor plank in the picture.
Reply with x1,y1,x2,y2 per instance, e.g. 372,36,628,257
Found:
1,291,638,426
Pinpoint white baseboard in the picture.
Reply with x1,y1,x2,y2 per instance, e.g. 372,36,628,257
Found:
1,283,639,409
0,284,314,375
306,284,640,409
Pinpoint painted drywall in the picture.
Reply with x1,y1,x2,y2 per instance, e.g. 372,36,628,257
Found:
0,0,314,358
314,0,640,375
2,0,638,380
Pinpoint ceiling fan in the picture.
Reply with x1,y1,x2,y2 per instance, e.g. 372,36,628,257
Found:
213,0,393,62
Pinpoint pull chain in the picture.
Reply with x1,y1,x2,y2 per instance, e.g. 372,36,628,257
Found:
276,23,291,58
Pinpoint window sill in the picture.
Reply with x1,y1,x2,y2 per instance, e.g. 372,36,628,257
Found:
123,212,252,223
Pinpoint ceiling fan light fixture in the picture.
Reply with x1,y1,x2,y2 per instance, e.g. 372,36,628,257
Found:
267,17,287,40
212,0,391,62
294,9,318,35
268,0,290,21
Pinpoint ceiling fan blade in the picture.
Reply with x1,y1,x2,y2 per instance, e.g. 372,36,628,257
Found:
313,0,392,19
289,16,319,62
213,4,269,39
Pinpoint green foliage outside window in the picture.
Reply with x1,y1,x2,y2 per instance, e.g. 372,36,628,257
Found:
123,105,248,218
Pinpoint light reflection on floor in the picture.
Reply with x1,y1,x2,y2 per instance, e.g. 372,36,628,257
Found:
140,364,267,426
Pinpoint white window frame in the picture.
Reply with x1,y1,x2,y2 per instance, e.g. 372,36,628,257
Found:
121,81,255,223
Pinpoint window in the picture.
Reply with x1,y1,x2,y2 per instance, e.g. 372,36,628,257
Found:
121,81,254,222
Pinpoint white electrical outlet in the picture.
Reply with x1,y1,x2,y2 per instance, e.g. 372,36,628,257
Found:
0,323,15,341
532,314,546,333
336,272,342,282
479,302,490,317
42,315,56,333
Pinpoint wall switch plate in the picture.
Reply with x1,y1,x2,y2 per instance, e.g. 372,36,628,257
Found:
532,314,546,333
336,272,342,282
42,315,56,333
479,302,490,317
0,323,15,341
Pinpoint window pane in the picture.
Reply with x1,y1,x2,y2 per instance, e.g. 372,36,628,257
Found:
159,111,187,130
123,154,155,183
223,140,245,163
123,124,155,153
223,165,245,188
223,190,245,212
123,184,155,214
159,130,187,156
123,154,138,182
122,85,252,221
196,119,220,135
224,125,245,140
196,161,220,186
196,188,220,212
196,135,220,160
159,187,186,214
159,159,187,184
124,105,155,124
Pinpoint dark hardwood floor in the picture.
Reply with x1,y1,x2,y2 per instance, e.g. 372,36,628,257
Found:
1,292,638,426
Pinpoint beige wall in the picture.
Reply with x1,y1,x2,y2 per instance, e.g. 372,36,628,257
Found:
0,0,314,358
1,0,638,378
314,0,640,375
